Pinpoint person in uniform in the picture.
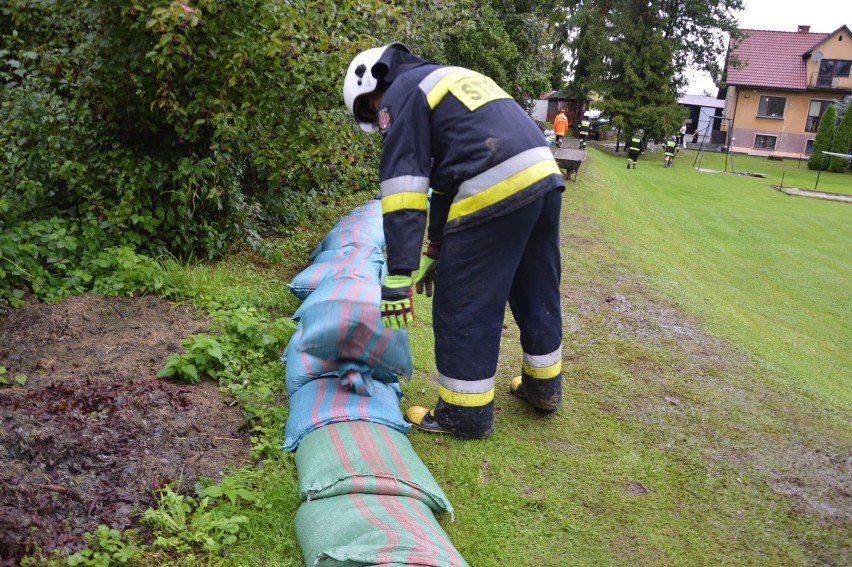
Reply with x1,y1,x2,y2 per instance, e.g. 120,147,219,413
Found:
578,114,591,149
664,137,678,167
626,133,643,169
343,43,565,439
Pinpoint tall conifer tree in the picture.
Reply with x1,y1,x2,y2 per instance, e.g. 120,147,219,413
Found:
828,105,852,173
808,104,837,171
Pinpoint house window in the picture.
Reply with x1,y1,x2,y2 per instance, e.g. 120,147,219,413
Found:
757,96,786,118
754,134,777,150
805,139,815,154
816,60,852,87
805,100,833,132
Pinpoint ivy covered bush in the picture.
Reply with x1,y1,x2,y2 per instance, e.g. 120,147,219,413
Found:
0,1,395,278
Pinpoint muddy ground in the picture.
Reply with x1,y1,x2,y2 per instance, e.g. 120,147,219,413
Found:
0,295,252,564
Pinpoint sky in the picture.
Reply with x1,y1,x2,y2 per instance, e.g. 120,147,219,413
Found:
685,0,852,95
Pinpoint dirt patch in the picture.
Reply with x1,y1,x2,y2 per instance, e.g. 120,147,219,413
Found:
0,295,252,564
770,185,852,203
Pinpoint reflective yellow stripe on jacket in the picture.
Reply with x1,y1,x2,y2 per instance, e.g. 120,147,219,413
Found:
448,147,560,223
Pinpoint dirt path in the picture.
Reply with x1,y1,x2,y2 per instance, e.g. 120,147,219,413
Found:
0,295,252,563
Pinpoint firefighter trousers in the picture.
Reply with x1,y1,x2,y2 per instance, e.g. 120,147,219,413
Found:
430,189,564,437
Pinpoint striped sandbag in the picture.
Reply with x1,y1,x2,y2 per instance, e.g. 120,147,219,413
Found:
309,200,385,261
289,246,384,301
296,421,453,517
297,299,412,380
282,325,338,395
346,198,382,218
292,277,381,323
295,494,468,567
283,378,408,452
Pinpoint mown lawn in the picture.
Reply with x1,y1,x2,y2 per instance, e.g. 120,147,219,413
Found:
581,144,851,410
688,148,852,196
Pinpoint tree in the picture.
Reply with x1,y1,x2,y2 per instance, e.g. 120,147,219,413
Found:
828,103,852,173
404,0,555,105
808,104,837,171
594,1,687,139
553,0,742,136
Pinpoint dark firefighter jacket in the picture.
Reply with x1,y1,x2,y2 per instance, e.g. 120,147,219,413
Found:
579,119,591,136
372,49,564,274
627,136,643,153
664,140,677,156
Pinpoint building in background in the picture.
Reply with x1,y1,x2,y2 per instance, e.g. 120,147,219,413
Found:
532,89,586,131
722,24,852,158
677,95,725,146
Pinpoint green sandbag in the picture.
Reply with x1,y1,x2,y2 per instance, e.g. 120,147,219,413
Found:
295,494,468,567
296,421,453,517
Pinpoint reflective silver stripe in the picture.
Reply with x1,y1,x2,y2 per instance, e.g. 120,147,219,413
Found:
438,373,495,394
380,175,430,196
523,347,562,368
457,147,555,200
417,66,466,96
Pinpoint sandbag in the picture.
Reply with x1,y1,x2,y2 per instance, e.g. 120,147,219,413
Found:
295,494,468,567
281,326,337,395
283,378,408,452
282,323,402,397
297,299,412,380
296,421,454,517
289,246,384,301
309,200,385,261
292,278,381,323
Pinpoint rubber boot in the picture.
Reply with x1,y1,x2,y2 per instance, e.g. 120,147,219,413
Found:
405,407,451,434
510,374,562,412
406,398,493,439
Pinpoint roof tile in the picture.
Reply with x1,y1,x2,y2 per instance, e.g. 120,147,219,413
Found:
726,29,828,90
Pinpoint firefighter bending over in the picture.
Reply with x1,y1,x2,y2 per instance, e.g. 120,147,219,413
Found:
343,43,565,439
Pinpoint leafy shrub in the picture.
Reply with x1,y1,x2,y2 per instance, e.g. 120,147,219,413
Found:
828,104,852,173
0,217,164,306
142,486,248,561
1,1,397,262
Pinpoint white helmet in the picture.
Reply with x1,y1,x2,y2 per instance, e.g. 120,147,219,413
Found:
343,43,410,133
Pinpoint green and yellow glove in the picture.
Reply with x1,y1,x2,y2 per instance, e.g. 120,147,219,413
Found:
414,241,441,297
380,275,414,329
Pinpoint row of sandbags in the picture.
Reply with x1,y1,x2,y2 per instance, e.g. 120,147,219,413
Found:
281,199,468,566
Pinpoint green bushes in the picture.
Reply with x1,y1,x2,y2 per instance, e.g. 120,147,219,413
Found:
0,216,165,306
0,1,396,302
829,103,852,173
0,0,394,259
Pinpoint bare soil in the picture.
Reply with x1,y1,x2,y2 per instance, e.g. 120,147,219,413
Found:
0,295,252,564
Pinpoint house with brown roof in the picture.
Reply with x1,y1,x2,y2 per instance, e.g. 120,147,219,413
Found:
722,24,852,158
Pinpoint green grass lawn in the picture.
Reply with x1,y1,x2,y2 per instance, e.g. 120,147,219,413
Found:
130,147,850,566
583,145,851,410
687,148,852,195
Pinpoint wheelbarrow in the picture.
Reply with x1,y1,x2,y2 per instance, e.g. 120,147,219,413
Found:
553,148,587,181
